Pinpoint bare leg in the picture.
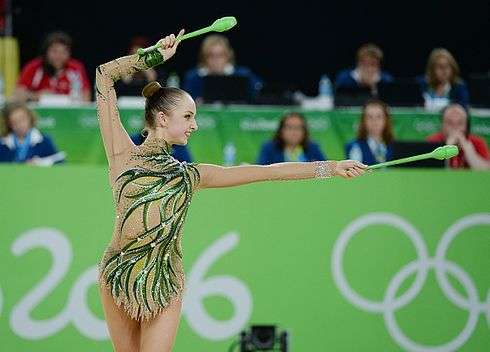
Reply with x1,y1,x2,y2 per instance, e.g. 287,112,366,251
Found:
99,285,141,352
139,296,183,352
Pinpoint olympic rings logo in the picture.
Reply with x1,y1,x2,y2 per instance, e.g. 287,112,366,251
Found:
332,213,490,352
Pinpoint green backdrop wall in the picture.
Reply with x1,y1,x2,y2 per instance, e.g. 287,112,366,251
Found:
32,105,490,165
1,165,489,351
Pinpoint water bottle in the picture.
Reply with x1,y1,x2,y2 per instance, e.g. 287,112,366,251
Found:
223,141,236,166
68,71,82,102
318,74,332,97
317,74,333,109
167,72,180,88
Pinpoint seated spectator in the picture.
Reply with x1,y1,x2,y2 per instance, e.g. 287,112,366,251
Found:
256,112,326,165
0,102,65,165
345,99,394,165
183,34,262,102
417,48,469,111
13,31,91,102
426,104,489,169
116,36,165,96
335,43,394,94
130,131,193,163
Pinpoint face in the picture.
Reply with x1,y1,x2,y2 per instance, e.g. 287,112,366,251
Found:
160,94,198,145
205,44,229,74
46,43,70,70
281,115,305,147
358,55,380,75
9,108,32,138
433,56,452,84
364,104,386,137
442,106,467,136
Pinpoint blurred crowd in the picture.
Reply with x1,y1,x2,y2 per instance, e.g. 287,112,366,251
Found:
6,31,490,110
1,31,489,169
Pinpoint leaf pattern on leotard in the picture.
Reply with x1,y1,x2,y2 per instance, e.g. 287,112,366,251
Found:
100,145,200,320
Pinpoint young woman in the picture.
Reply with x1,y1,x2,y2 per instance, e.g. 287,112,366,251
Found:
182,34,262,102
417,48,469,110
96,30,367,352
345,99,394,165
256,112,326,165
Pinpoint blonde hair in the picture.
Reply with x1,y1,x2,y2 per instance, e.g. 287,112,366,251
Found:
425,48,461,89
141,81,188,131
198,34,235,67
2,102,38,136
357,43,384,63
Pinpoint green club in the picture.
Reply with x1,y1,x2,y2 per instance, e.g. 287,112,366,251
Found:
137,16,237,56
368,145,459,170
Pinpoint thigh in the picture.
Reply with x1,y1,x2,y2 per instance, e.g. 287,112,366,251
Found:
99,284,141,352
139,296,183,352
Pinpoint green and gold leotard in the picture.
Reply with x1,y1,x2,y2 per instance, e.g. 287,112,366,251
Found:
98,139,199,320
94,48,339,321
95,52,200,321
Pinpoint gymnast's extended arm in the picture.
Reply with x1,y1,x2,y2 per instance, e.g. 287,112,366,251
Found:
194,160,367,189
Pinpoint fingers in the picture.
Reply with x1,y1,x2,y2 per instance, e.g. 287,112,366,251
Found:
336,160,365,179
161,29,185,49
351,160,368,169
358,161,368,169
174,29,185,49
158,37,168,50
176,29,185,40
346,168,362,178
353,167,364,176
159,33,176,50
344,164,366,179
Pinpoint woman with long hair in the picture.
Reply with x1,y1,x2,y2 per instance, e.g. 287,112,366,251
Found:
345,99,394,165
257,112,326,165
418,48,469,110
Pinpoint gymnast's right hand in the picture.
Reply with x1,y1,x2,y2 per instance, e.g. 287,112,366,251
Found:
157,29,185,61
334,160,368,179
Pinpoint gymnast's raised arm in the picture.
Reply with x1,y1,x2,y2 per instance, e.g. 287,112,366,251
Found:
95,30,184,165
195,160,368,189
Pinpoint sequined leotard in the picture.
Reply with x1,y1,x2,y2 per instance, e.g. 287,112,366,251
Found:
95,54,200,321
95,50,340,322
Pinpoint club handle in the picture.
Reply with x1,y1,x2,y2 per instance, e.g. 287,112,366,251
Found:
137,25,213,56
368,152,433,170
177,26,213,41
137,45,159,56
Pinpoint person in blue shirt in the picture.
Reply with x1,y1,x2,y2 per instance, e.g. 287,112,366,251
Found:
183,34,262,103
0,102,64,165
257,112,326,165
130,131,193,163
345,99,394,165
417,48,470,111
335,43,394,94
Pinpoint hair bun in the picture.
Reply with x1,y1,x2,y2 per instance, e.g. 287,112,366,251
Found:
142,81,162,98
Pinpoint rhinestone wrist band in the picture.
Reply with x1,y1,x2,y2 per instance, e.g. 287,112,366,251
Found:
314,161,336,178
